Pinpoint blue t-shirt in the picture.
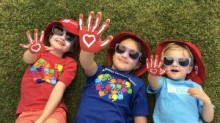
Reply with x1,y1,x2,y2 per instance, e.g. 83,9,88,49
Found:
147,76,203,123
75,65,149,123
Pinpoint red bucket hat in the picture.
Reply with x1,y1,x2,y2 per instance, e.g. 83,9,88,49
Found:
155,40,206,84
107,32,151,76
43,19,79,43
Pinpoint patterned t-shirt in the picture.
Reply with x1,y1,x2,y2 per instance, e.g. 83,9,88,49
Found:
16,52,77,114
75,65,149,123
147,76,204,123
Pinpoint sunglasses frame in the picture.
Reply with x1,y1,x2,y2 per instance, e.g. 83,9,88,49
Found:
52,25,78,42
162,56,191,67
115,43,142,60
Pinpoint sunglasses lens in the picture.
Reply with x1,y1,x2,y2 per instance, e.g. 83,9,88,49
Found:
178,58,190,67
66,32,76,42
116,45,126,54
129,50,140,59
163,57,174,65
52,26,77,42
115,44,140,60
163,56,190,67
52,26,63,36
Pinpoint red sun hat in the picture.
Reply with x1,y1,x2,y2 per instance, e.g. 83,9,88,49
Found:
43,19,79,42
155,40,206,84
107,32,151,76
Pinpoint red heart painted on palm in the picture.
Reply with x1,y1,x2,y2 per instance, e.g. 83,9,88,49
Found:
31,43,41,53
83,34,96,48
150,69,158,74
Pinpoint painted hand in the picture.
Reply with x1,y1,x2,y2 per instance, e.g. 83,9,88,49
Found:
20,29,51,54
146,55,166,76
79,11,113,53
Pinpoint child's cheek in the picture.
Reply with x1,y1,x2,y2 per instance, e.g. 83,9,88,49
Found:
66,41,71,46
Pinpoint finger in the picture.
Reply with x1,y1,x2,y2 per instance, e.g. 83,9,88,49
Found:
26,31,33,44
150,55,154,68
159,69,166,75
39,31,44,42
188,88,197,93
146,58,149,68
154,55,158,68
87,11,94,31
92,12,102,32
34,29,38,42
19,44,30,49
158,58,163,68
79,14,84,31
100,35,113,47
97,19,110,35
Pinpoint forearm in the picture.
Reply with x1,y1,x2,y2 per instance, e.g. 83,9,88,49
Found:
79,50,97,76
23,50,38,64
201,101,214,122
148,74,160,90
36,82,66,122
134,116,147,123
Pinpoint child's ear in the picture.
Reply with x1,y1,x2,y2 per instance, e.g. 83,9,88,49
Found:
187,66,193,74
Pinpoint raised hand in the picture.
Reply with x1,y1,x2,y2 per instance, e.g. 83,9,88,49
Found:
79,11,113,53
146,55,166,76
20,29,51,54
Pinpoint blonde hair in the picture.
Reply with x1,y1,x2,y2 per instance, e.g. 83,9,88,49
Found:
162,43,194,66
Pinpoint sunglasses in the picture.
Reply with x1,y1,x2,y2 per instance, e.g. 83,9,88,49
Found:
162,56,191,67
115,44,142,60
52,25,78,42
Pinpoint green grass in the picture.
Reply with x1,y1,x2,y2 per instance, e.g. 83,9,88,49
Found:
0,0,219,122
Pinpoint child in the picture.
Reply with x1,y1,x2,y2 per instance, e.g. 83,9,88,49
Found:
74,11,151,123
16,19,80,123
146,40,214,123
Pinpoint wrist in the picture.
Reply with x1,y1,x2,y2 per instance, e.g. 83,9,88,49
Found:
203,98,212,105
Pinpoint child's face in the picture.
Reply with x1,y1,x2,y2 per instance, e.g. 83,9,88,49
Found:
163,49,193,81
112,38,141,72
49,26,76,55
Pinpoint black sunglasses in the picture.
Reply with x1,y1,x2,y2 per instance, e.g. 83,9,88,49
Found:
115,44,142,60
162,56,191,67
52,25,78,42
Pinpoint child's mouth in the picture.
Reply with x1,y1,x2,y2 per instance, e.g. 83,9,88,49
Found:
171,69,179,72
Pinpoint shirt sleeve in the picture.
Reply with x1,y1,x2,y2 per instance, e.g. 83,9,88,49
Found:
58,58,77,87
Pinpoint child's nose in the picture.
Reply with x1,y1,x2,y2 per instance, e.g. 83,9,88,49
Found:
121,51,129,58
172,60,178,66
61,33,66,40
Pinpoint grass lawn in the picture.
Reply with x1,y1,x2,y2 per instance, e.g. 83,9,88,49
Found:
0,0,219,122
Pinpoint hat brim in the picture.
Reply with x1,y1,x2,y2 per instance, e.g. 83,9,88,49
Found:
43,19,79,42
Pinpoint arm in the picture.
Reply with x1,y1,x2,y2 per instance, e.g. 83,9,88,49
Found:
79,50,97,77
23,50,38,64
148,74,161,91
134,116,147,123
146,55,165,90
201,101,214,122
35,81,66,123
188,88,214,122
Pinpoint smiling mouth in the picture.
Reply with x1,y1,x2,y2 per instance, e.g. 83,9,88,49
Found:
57,40,65,46
171,69,179,72
118,58,128,64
